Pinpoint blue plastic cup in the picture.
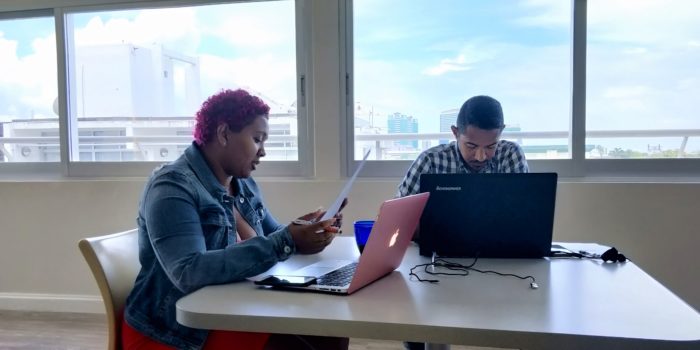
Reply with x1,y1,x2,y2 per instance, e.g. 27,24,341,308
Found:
353,220,375,253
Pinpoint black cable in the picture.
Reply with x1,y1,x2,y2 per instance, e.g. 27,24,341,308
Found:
409,256,538,288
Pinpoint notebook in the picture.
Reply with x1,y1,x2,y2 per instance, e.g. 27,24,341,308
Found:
256,192,430,294
418,173,557,258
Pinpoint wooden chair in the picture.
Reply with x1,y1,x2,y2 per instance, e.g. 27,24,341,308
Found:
79,229,140,350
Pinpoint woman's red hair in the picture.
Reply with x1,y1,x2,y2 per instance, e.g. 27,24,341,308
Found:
193,89,270,145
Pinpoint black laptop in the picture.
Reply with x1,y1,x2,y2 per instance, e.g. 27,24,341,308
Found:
419,173,557,258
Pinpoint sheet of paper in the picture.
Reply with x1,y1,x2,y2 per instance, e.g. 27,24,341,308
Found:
319,148,371,221
555,242,611,256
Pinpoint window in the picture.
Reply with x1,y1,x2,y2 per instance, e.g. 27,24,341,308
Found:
345,0,700,177
349,0,572,163
65,1,300,166
587,0,700,159
0,0,309,177
0,14,57,163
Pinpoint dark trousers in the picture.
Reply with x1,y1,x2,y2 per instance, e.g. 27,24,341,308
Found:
404,341,425,350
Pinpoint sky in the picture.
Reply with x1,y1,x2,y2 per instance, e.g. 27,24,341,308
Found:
0,1,296,120
353,0,700,153
0,0,698,154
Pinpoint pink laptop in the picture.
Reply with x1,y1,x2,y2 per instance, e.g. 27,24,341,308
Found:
255,192,429,295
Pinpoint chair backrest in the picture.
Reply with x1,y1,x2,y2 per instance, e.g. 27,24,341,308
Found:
79,229,140,350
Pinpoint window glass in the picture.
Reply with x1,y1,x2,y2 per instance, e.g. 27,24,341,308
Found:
587,0,700,159
0,16,58,163
65,0,297,162
352,0,572,160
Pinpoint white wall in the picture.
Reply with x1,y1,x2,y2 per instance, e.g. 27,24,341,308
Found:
0,180,698,313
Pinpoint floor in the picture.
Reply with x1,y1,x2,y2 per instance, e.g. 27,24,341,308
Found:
0,310,106,349
0,310,501,349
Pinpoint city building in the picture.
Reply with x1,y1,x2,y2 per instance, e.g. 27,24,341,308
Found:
387,112,418,149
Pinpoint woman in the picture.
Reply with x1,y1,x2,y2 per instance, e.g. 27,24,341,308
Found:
123,89,348,350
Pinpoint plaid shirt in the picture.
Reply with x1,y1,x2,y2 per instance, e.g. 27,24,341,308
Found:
396,140,529,197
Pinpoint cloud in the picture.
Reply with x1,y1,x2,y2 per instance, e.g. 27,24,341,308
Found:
595,85,657,117
0,34,20,81
514,0,700,47
2,0,698,145
70,4,298,105
603,85,653,99
622,47,649,55
514,0,570,28
206,4,294,49
393,1,700,134
422,54,473,76
588,0,700,45
354,58,425,124
586,48,700,129
20,35,57,111
0,31,57,118
199,54,296,109
1,4,300,119
74,8,201,53
422,43,496,76
357,41,572,133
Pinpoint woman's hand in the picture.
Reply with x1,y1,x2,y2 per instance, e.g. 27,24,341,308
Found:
315,198,348,230
288,209,339,254
330,198,348,229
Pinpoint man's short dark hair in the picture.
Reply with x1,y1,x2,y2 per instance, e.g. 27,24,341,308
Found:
456,95,504,133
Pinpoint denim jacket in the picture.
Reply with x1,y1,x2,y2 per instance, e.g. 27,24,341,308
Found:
124,142,296,349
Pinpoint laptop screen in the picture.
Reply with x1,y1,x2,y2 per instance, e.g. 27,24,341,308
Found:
418,173,557,258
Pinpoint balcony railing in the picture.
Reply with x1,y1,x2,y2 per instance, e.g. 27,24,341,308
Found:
356,130,700,159
1,130,699,161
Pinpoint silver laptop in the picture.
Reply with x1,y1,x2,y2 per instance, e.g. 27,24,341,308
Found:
254,192,429,294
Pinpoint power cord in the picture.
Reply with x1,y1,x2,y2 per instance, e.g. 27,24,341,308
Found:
409,255,539,289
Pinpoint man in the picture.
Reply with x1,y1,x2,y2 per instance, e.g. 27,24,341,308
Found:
397,95,528,198
398,95,528,350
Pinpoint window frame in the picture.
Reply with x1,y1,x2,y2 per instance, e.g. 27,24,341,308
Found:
0,0,313,178
342,0,700,178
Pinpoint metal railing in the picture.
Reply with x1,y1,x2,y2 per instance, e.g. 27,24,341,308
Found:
1,130,699,161
356,130,700,159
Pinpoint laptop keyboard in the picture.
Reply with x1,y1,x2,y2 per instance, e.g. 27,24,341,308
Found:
316,262,358,286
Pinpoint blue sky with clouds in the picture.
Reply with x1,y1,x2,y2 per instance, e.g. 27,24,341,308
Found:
353,0,572,134
1,0,698,153
352,0,699,153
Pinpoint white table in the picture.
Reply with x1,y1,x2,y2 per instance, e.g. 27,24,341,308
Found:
176,237,700,350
